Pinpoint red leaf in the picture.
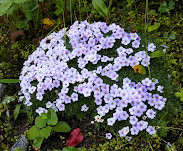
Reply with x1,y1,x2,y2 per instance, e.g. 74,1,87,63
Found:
66,128,83,147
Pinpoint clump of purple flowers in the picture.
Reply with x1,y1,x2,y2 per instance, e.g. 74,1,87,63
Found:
20,21,165,136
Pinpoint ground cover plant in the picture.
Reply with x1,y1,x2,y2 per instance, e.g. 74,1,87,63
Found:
19,20,180,149
0,0,183,150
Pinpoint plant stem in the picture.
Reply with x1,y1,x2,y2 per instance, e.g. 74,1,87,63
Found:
38,1,55,24
158,126,183,131
79,0,81,21
145,0,151,79
70,0,72,24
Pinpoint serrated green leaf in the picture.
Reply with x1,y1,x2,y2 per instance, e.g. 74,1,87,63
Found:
35,116,47,128
14,0,29,4
149,10,157,16
179,96,183,102
13,104,21,120
32,136,44,148
62,147,80,151
148,24,159,32
0,79,20,83
21,1,37,20
175,92,182,97
0,2,12,16
0,0,12,4
27,125,40,140
40,126,52,139
168,0,175,10
6,3,20,15
53,121,71,132
161,1,167,7
47,108,58,126
54,0,64,15
150,51,164,58
92,0,108,18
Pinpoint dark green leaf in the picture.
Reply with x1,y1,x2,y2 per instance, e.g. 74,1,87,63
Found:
47,108,58,126
27,125,40,140
0,79,20,83
40,126,52,139
32,137,44,148
92,0,108,18
21,1,37,21
168,0,175,10
150,51,164,58
13,104,21,120
53,121,71,132
35,116,47,128
17,20,29,30
54,0,64,15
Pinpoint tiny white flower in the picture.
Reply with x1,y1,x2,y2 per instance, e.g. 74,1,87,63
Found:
81,104,89,112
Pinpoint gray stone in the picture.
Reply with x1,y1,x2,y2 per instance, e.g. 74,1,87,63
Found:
11,135,29,151
0,83,6,97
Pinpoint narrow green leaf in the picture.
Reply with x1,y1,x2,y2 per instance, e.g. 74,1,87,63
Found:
13,104,21,120
32,137,44,148
27,125,40,140
92,0,108,18
53,121,71,132
0,79,20,83
148,24,159,32
150,51,164,58
47,108,58,126
35,116,47,128
40,126,52,139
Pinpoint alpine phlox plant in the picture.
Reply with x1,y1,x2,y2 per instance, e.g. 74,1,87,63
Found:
19,20,168,138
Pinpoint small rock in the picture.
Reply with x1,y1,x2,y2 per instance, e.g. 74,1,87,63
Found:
0,83,6,97
11,135,29,151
